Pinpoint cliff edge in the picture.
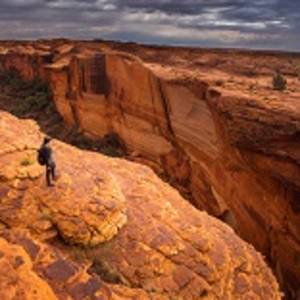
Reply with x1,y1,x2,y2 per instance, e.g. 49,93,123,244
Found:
0,111,281,299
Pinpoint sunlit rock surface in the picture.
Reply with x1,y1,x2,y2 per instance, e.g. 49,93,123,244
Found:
0,111,281,299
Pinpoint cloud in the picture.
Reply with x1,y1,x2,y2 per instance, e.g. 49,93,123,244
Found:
0,0,299,51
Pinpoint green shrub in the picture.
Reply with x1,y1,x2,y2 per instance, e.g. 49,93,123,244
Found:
101,145,120,157
272,72,287,91
100,133,125,157
90,261,123,284
20,156,34,167
0,70,24,91
0,70,52,115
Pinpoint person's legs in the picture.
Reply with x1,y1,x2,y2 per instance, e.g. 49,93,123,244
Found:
46,165,52,186
51,164,56,181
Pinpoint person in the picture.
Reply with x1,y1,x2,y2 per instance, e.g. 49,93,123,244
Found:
38,137,56,187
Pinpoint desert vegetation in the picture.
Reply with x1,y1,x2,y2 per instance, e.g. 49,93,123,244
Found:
0,68,126,158
20,155,35,167
0,69,53,115
272,71,287,91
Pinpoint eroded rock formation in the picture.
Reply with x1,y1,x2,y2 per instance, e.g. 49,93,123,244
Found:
0,228,160,300
0,40,299,297
0,111,281,299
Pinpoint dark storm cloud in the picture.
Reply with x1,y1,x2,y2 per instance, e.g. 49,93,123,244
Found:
0,0,299,51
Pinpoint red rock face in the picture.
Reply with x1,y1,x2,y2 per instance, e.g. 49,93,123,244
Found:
0,40,299,297
0,111,281,299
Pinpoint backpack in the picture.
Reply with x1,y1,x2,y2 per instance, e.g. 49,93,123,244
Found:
37,148,46,166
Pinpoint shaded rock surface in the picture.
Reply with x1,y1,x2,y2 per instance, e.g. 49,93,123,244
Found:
0,111,281,299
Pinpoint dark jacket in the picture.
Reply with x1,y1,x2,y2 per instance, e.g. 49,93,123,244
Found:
40,144,55,166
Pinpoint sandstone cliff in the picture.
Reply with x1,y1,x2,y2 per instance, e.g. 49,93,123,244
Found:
0,40,299,297
0,111,281,299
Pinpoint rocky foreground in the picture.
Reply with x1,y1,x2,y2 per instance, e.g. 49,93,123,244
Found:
0,111,281,299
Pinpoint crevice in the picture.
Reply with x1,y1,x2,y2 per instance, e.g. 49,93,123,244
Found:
157,79,175,137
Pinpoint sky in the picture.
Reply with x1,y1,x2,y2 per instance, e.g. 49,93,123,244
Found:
0,0,299,51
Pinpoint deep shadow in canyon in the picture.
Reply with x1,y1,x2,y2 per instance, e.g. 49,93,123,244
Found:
0,70,126,158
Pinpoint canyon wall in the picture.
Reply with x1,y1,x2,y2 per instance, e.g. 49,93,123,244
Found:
0,111,281,299
0,42,299,297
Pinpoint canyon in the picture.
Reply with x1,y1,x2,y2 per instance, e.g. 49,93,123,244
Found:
0,40,300,298
0,111,280,299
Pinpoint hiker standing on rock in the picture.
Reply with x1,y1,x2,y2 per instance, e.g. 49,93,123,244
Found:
38,137,56,187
